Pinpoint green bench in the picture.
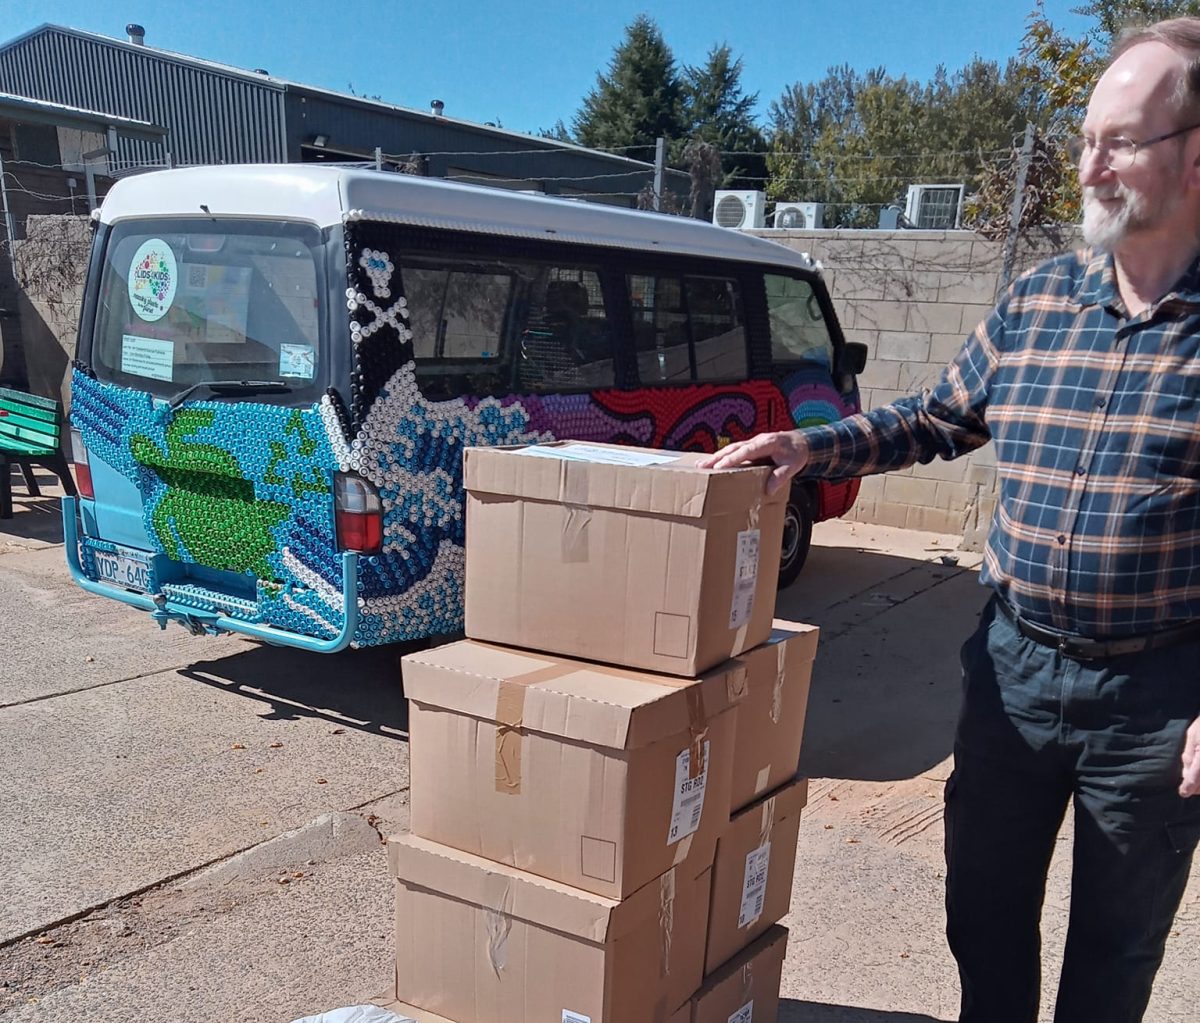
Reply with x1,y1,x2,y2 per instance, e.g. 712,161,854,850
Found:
0,385,77,519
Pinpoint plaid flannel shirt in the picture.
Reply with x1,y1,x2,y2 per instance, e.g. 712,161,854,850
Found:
802,249,1200,637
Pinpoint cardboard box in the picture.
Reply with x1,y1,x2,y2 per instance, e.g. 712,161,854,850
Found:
377,1001,691,1023
705,777,807,976
390,834,711,1023
727,621,819,815
404,638,743,899
690,926,789,1023
463,441,786,676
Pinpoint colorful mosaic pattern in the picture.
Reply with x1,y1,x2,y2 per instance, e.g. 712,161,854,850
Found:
70,226,858,648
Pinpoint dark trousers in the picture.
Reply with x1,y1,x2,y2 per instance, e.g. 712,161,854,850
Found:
945,598,1200,1023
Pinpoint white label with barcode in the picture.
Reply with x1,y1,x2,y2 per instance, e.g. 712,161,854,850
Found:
563,1012,591,1023
667,741,710,844
728,1001,753,1023
729,529,760,629
738,841,772,928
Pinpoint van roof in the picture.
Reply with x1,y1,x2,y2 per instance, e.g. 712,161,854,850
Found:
98,164,819,272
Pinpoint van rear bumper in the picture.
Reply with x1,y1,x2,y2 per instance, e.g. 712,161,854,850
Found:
62,497,360,653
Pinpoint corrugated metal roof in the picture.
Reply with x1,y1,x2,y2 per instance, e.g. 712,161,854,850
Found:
0,90,165,138
0,24,666,177
0,25,286,166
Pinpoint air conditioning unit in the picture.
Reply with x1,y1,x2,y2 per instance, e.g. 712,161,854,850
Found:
905,184,965,229
773,201,825,230
712,190,766,229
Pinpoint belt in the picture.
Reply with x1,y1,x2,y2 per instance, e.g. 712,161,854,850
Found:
993,598,1200,659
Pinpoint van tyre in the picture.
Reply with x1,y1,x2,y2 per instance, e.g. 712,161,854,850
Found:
778,484,814,589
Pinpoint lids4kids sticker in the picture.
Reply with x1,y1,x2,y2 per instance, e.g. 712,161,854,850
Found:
127,239,178,321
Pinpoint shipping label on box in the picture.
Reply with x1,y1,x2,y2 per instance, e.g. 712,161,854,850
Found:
690,926,789,1023
727,621,818,816
404,639,743,899
705,777,808,976
391,835,711,1023
463,441,786,677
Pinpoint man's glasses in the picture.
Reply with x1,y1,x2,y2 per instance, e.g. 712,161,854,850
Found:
1067,122,1200,171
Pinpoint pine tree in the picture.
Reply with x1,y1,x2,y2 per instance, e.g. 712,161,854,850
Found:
682,45,767,193
573,15,686,164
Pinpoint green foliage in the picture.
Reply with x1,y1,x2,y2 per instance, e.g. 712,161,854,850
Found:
682,45,767,192
766,61,1040,227
1076,0,1200,43
573,15,686,164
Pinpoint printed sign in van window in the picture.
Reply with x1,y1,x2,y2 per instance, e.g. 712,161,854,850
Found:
121,334,174,381
127,240,178,322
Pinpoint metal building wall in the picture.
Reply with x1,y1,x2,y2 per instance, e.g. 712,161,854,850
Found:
0,27,286,168
286,91,678,204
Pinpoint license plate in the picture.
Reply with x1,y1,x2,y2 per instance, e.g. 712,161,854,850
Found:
93,548,152,592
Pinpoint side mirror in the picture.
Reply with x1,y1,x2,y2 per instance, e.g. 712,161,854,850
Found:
838,342,869,376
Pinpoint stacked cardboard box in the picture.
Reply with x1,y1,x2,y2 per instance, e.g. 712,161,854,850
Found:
387,442,818,1023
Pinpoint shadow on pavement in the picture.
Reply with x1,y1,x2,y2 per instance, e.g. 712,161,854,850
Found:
777,540,988,783
0,474,66,544
179,640,413,739
780,1000,950,1022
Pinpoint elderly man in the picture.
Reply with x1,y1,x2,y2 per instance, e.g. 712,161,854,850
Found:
702,18,1200,1023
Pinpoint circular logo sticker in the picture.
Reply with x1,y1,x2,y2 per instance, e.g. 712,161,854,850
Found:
127,239,178,322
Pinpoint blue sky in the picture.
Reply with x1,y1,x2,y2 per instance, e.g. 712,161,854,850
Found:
6,1,1095,137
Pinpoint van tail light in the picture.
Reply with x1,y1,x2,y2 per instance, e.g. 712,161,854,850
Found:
70,428,94,500
334,473,383,553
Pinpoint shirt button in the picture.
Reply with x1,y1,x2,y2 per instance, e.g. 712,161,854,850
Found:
1057,534,1067,545
1075,465,1086,476
1095,396,1107,408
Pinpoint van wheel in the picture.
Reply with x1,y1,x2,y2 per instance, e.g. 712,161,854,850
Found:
778,485,814,589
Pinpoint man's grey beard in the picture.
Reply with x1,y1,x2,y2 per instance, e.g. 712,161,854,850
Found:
1081,182,1183,250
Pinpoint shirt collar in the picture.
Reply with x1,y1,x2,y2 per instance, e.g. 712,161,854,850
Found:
1072,247,1200,310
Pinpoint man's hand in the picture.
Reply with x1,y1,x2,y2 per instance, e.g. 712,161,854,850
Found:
1181,715,1200,798
696,431,810,495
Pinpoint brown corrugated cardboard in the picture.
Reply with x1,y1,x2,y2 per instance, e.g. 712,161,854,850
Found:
377,1001,692,1023
390,834,711,1023
705,777,808,976
462,441,786,676
690,926,789,1023
404,638,743,899
727,620,819,815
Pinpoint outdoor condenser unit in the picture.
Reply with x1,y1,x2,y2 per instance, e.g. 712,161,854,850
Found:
712,190,766,229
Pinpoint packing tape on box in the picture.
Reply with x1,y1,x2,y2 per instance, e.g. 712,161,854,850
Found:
726,663,750,703
561,459,591,506
484,877,514,977
771,642,787,725
562,505,591,563
658,867,676,980
759,794,777,848
740,958,756,1004
492,661,580,794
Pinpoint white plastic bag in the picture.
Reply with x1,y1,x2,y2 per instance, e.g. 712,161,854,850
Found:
289,1006,414,1023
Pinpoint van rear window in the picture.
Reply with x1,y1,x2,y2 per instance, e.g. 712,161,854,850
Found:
90,219,326,401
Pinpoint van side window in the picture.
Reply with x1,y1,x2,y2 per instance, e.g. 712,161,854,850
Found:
628,274,746,384
403,254,617,398
765,274,834,368
404,266,509,360
687,277,746,381
518,268,615,392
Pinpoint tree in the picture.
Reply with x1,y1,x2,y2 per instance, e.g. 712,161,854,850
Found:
765,61,1038,227
573,15,686,164
682,45,767,193
1076,0,1200,41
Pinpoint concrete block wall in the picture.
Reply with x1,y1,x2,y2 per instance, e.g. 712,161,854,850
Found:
751,225,1078,549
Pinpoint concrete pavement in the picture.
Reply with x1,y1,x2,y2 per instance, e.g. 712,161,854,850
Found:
0,477,1196,1022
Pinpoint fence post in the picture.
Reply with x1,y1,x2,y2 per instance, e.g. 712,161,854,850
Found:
653,137,665,212
999,122,1036,293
